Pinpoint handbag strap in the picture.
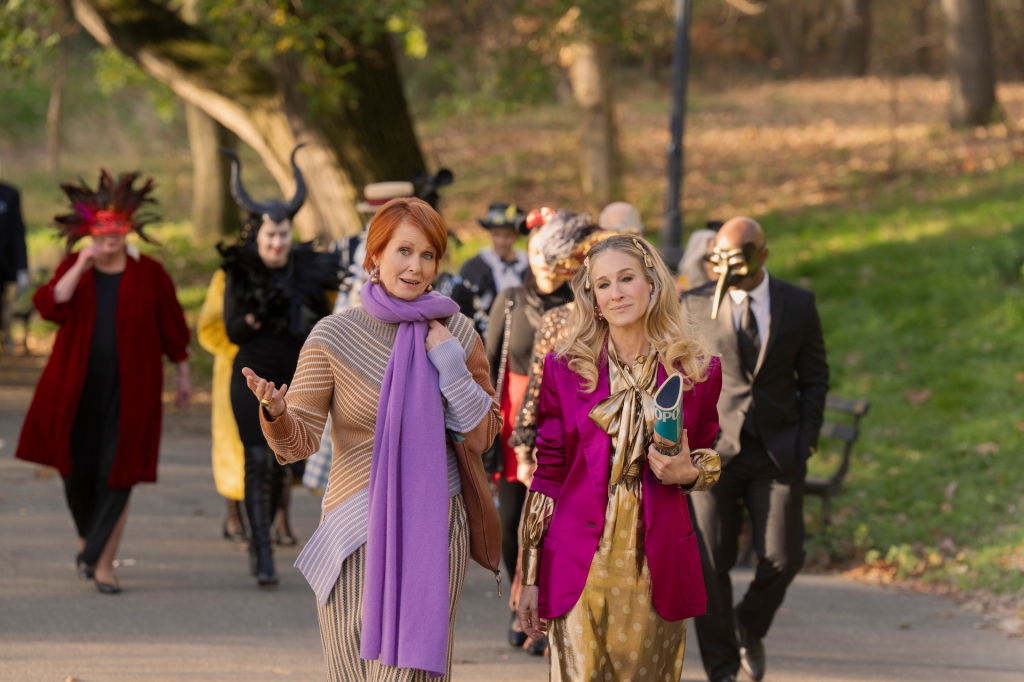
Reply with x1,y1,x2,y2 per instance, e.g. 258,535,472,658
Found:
493,291,515,400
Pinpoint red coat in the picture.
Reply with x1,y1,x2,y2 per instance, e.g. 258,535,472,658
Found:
16,251,190,488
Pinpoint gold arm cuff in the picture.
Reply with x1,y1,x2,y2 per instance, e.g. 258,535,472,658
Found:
678,448,722,494
522,547,541,586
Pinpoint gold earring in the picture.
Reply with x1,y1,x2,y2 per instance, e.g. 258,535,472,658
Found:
426,284,433,292
371,267,380,284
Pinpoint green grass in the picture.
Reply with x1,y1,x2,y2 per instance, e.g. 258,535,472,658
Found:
761,164,1024,594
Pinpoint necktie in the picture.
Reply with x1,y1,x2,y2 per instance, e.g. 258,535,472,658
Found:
738,295,760,374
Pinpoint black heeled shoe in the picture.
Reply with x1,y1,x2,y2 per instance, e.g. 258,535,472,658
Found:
508,611,528,648
76,559,94,580
526,636,548,656
94,577,121,594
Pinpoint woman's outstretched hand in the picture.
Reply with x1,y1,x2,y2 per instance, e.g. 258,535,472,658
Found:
648,429,698,486
517,585,547,640
242,367,289,420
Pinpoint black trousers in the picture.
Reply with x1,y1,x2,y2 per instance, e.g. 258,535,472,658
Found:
64,335,129,569
497,477,527,586
690,433,806,681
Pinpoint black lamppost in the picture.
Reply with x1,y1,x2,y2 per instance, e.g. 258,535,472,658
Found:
659,0,693,272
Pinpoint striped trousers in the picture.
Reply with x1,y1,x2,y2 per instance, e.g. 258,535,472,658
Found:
317,493,469,682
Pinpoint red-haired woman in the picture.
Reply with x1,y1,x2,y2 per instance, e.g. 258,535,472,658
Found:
242,197,501,681
16,172,191,594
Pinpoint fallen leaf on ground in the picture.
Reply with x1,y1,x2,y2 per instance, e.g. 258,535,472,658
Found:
944,481,958,501
905,389,931,407
974,442,999,455
999,618,1024,636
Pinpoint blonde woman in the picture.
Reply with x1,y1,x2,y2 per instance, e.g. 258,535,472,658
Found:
516,235,722,680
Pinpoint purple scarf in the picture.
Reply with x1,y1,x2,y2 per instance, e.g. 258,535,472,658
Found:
359,280,459,677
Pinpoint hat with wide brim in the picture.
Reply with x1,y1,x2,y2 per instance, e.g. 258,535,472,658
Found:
477,202,526,231
356,181,415,213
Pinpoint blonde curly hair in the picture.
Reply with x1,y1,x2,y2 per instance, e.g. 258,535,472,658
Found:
555,234,714,393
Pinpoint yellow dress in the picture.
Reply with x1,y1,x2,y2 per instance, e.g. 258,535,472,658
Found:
196,270,245,501
522,345,720,682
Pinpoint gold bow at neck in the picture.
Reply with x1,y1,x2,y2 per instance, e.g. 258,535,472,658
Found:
589,341,660,487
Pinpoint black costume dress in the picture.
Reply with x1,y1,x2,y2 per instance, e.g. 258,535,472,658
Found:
221,242,337,579
64,271,129,567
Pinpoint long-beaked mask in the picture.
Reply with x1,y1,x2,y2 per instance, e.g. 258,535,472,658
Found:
708,241,763,320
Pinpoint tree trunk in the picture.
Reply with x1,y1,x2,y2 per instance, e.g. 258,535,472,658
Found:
69,0,424,240
835,0,871,76
184,102,239,240
46,11,71,177
911,0,932,73
766,0,803,77
566,40,620,205
941,0,999,127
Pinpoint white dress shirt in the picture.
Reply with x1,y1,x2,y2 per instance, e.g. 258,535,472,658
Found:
728,269,771,346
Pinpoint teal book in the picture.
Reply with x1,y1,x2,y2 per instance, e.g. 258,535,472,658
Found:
653,373,683,450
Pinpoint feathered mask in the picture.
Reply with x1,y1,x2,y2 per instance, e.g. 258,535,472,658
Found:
529,209,605,275
55,171,158,249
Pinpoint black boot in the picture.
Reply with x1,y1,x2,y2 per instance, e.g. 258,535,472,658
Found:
244,445,278,587
273,465,297,546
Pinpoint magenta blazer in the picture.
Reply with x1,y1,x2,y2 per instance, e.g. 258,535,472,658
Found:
532,352,722,622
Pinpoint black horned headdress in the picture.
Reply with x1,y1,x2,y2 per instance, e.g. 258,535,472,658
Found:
219,144,307,223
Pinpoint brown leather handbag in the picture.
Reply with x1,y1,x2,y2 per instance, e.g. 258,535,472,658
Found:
453,438,504,596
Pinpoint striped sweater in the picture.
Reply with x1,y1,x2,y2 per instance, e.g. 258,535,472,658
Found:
260,306,502,604
261,306,501,515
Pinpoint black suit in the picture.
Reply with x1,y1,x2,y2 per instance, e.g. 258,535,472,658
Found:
680,275,828,682
0,183,28,285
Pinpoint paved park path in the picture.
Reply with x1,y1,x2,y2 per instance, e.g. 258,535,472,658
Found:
1,385,1022,681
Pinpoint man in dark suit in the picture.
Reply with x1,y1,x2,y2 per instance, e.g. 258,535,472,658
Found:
680,217,829,682
0,181,30,350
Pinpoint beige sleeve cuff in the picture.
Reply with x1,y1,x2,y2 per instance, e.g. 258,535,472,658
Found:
679,448,722,494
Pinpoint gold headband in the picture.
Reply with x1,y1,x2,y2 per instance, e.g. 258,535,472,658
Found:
632,238,655,268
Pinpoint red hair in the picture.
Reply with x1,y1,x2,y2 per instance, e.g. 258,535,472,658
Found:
362,197,449,272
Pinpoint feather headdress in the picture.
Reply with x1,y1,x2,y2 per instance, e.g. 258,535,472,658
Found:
55,171,159,249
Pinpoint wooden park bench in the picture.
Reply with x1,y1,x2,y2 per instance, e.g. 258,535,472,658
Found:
804,394,871,529
734,393,871,566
